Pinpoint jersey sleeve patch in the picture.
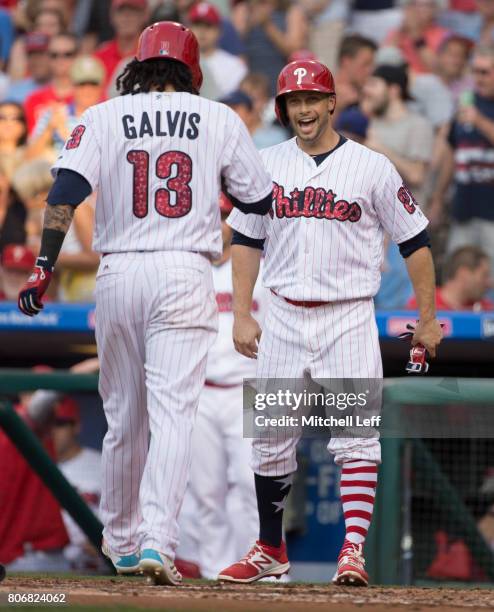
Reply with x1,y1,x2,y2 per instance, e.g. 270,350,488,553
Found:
66,124,86,150
397,184,418,215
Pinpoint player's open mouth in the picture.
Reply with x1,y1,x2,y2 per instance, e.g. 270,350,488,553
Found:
298,117,317,134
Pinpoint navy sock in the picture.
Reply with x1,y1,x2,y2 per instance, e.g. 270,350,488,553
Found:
255,473,293,548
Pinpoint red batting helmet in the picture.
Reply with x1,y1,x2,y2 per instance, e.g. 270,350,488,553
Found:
136,21,203,91
275,60,336,126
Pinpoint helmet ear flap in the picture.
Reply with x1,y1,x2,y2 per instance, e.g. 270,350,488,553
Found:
275,95,289,127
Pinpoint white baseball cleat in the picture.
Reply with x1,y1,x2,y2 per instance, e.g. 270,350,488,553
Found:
101,540,141,574
139,548,183,585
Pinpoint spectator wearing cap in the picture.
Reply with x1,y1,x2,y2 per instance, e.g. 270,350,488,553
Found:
407,246,493,311
429,44,494,274
179,0,244,57
189,2,248,99
24,33,79,134
232,0,308,96
0,243,35,300
6,32,52,103
333,34,377,120
384,0,451,74
362,64,434,196
373,45,454,161
362,64,434,309
436,34,474,105
52,395,104,572
28,55,105,160
94,0,149,91
220,89,286,147
8,7,66,82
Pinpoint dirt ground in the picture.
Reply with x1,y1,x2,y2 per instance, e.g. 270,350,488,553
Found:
1,576,494,611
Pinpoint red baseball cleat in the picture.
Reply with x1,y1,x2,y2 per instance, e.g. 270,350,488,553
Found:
218,540,290,583
333,542,369,587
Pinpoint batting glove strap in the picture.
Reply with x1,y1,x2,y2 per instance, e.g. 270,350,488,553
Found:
18,258,54,317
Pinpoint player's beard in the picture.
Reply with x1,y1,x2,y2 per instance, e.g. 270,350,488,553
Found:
292,109,330,146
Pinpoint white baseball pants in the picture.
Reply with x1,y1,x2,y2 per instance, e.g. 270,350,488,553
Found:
252,293,383,476
95,251,217,558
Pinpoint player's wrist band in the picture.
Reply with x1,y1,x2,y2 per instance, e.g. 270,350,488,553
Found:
39,228,66,269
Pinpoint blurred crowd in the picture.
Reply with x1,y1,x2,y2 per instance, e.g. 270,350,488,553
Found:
0,0,493,309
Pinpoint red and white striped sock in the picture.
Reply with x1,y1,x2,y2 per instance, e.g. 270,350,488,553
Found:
340,460,378,550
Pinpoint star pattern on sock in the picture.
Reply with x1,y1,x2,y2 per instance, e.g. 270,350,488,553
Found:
272,495,288,513
274,475,292,491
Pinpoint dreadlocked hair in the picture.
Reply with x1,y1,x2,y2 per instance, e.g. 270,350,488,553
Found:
116,58,198,95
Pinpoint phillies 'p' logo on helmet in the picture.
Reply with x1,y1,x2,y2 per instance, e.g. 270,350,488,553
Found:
136,21,203,91
275,59,336,126
294,67,308,85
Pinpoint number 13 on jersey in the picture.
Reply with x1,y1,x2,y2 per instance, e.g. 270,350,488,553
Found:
127,150,193,219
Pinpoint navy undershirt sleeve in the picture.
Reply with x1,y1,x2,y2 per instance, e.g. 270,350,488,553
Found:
226,190,272,215
231,230,265,250
398,229,431,258
46,169,92,206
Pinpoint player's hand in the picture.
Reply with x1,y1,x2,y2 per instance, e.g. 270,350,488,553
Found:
18,257,53,316
412,318,443,358
233,313,262,359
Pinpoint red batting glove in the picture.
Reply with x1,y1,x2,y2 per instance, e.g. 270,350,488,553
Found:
398,323,429,374
18,257,53,316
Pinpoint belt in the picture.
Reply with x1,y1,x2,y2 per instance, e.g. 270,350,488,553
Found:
270,289,330,308
205,380,242,389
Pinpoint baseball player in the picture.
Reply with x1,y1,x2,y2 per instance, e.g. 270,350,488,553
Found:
178,194,269,579
17,21,273,585
218,60,443,586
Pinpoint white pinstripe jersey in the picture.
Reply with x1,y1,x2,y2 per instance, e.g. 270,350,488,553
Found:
52,92,272,259
228,137,429,302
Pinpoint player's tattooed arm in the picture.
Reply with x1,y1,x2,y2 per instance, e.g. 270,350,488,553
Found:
38,204,75,268
44,203,75,233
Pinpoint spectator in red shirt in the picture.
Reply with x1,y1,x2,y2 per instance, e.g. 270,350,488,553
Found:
94,0,149,90
24,33,78,133
407,246,494,311
384,0,450,73
0,387,69,571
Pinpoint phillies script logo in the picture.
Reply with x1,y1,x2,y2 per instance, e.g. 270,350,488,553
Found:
270,182,362,222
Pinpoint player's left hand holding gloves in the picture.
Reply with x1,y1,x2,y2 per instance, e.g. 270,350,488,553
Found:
18,257,53,316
